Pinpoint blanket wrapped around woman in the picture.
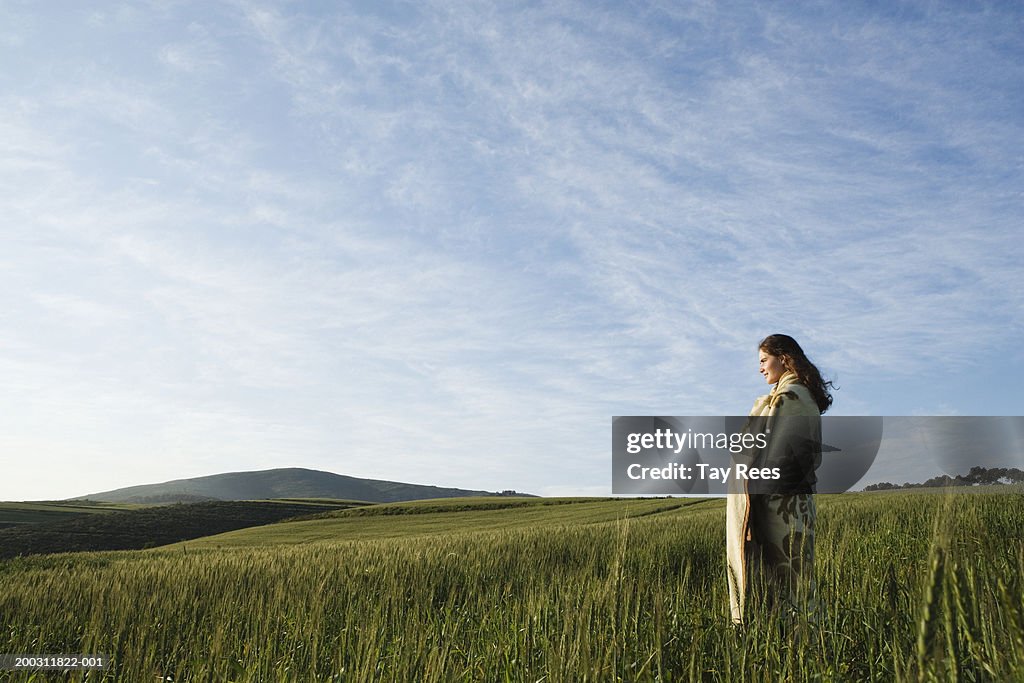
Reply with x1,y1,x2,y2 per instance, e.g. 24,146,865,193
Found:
726,370,821,624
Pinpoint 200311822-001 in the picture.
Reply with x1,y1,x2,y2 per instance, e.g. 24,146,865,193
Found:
0,654,108,670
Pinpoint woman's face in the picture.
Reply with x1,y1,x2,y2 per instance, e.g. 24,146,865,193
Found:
758,349,787,384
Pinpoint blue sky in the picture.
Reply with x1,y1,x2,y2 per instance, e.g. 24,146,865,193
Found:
2,1,1022,500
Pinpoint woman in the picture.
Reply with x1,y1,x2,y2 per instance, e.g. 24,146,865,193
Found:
726,334,834,624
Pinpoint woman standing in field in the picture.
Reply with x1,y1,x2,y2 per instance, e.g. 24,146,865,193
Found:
726,334,834,625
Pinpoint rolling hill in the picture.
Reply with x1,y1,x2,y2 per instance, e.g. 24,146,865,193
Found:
78,467,529,504
0,500,139,529
0,499,362,559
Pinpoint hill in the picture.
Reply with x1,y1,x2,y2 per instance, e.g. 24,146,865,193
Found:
0,500,139,529
0,499,362,559
79,467,529,504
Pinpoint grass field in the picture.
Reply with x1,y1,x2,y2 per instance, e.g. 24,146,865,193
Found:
1,492,1021,681
0,502,141,529
0,500,366,559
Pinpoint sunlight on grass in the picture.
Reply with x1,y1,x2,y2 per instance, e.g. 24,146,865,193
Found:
1,492,1021,681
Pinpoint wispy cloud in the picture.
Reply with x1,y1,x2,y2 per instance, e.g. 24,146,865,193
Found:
1,0,1022,498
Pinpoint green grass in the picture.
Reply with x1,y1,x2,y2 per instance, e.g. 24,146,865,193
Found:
260,498,373,506
1,492,1021,681
0,500,364,559
0,501,141,528
171,497,708,548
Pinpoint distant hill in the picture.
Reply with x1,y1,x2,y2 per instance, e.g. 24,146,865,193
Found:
0,500,360,559
77,467,531,504
0,501,137,530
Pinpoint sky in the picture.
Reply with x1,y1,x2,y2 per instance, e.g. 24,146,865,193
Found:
2,0,1022,501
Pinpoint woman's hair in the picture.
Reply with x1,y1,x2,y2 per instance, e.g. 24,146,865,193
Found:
759,333,836,414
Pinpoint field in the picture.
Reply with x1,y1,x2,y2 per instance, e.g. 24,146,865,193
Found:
1,492,1022,681
0,500,364,559
0,502,141,529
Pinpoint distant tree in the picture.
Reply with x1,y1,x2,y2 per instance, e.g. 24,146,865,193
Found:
861,466,1023,492
992,467,1024,484
921,475,962,488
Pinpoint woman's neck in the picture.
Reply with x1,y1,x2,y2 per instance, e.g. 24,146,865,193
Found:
773,370,799,392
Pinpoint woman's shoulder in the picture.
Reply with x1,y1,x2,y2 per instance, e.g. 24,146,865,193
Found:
772,382,820,415
749,394,772,416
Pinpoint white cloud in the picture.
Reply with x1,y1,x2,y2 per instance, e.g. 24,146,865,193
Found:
1,0,1022,499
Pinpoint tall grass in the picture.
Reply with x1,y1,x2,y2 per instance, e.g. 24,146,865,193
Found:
1,492,1021,681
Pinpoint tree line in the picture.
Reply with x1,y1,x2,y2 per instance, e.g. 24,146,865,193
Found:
865,465,1024,491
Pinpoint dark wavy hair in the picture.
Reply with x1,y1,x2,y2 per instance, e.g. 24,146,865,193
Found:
759,334,836,414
